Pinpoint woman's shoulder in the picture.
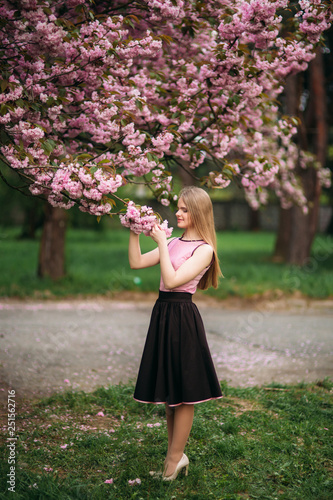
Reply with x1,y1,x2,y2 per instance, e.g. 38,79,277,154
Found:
196,242,213,252
192,242,213,257
167,236,178,246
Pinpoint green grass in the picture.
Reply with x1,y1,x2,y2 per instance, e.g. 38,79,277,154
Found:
0,227,333,299
0,380,332,499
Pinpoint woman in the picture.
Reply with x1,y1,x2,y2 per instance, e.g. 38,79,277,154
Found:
128,186,223,480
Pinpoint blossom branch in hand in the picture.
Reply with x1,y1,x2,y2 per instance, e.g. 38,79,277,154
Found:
120,201,173,237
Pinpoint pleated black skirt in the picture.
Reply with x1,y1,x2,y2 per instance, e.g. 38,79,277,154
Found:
134,291,223,407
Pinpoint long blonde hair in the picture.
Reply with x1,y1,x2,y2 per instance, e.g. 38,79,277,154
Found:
178,186,222,290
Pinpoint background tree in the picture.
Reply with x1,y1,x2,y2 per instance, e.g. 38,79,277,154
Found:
322,25,333,235
274,46,329,264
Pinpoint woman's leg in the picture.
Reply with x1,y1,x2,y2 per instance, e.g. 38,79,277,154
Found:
165,403,175,465
164,404,194,477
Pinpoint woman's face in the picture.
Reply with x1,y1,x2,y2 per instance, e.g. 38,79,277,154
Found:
176,198,192,229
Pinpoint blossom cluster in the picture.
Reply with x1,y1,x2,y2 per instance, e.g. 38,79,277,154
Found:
120,202,173,236
297,0,333,44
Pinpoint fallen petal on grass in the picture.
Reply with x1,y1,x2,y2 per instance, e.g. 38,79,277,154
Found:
128,478,141,486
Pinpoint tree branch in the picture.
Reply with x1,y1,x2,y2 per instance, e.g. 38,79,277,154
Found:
182,118,216,144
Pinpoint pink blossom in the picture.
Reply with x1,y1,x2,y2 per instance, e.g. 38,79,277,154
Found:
210,173,231,189
104,478,114,484
0,113,11,124
128,478,141,486
151,132,174,153
120,202,173,237
20,124,45,143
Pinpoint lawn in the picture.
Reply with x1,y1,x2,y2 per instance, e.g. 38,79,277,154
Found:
0,380,332,499
0,227,333,299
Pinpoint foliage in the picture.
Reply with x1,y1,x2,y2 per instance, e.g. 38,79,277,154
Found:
0,227,332,298
1,0,333,230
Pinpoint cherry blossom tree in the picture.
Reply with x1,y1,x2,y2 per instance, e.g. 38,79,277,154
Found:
274,45,330,264
0,0,332,265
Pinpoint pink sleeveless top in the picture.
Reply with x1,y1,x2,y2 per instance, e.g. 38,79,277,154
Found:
159,237,210,295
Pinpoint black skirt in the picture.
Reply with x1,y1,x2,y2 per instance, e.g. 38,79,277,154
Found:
134,291,223,407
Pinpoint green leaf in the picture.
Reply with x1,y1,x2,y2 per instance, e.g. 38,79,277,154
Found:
41,141,54,154
124,17,135,29
98,159,111,165
152,154,160,163
135,99,143,111
1,80,8,93
77,153,93,160
160,34,173,45
127,14,140,23
15,99,26,108
58,97,71,103
0,103,8,115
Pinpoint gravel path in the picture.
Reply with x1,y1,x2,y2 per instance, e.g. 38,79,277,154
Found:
0,295,332,402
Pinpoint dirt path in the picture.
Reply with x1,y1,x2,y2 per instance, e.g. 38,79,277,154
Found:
0,294,332,403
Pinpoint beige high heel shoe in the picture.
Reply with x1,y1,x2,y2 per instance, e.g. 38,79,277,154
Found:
162,453,189,481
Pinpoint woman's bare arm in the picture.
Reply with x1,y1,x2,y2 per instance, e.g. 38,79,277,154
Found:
128,231,160,269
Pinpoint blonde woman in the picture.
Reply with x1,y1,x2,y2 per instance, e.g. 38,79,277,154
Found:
128,186,223,481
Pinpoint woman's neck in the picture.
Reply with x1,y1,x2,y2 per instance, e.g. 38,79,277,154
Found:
182,230,202,241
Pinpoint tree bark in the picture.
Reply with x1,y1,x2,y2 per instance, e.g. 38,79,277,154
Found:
38,204,67,279
19,200,43,239
178,159,196,187
273,207,292,261
273,73,298,262
249,207,260,231
273,48,327,265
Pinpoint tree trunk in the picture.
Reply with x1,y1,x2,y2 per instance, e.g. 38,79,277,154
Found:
249,207,260,231
273,207,292,261
178,159,196,187
273,73,298,262
20,200,43,239
38,204,67,279
273,48,327,265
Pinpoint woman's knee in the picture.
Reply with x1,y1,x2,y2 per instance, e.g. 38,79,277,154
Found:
165,403,175,416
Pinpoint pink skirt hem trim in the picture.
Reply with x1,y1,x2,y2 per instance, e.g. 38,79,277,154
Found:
133,395,223,407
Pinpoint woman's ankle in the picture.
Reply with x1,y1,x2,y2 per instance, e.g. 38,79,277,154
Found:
166,451,183,465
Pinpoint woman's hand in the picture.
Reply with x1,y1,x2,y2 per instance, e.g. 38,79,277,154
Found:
150,224,167,246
